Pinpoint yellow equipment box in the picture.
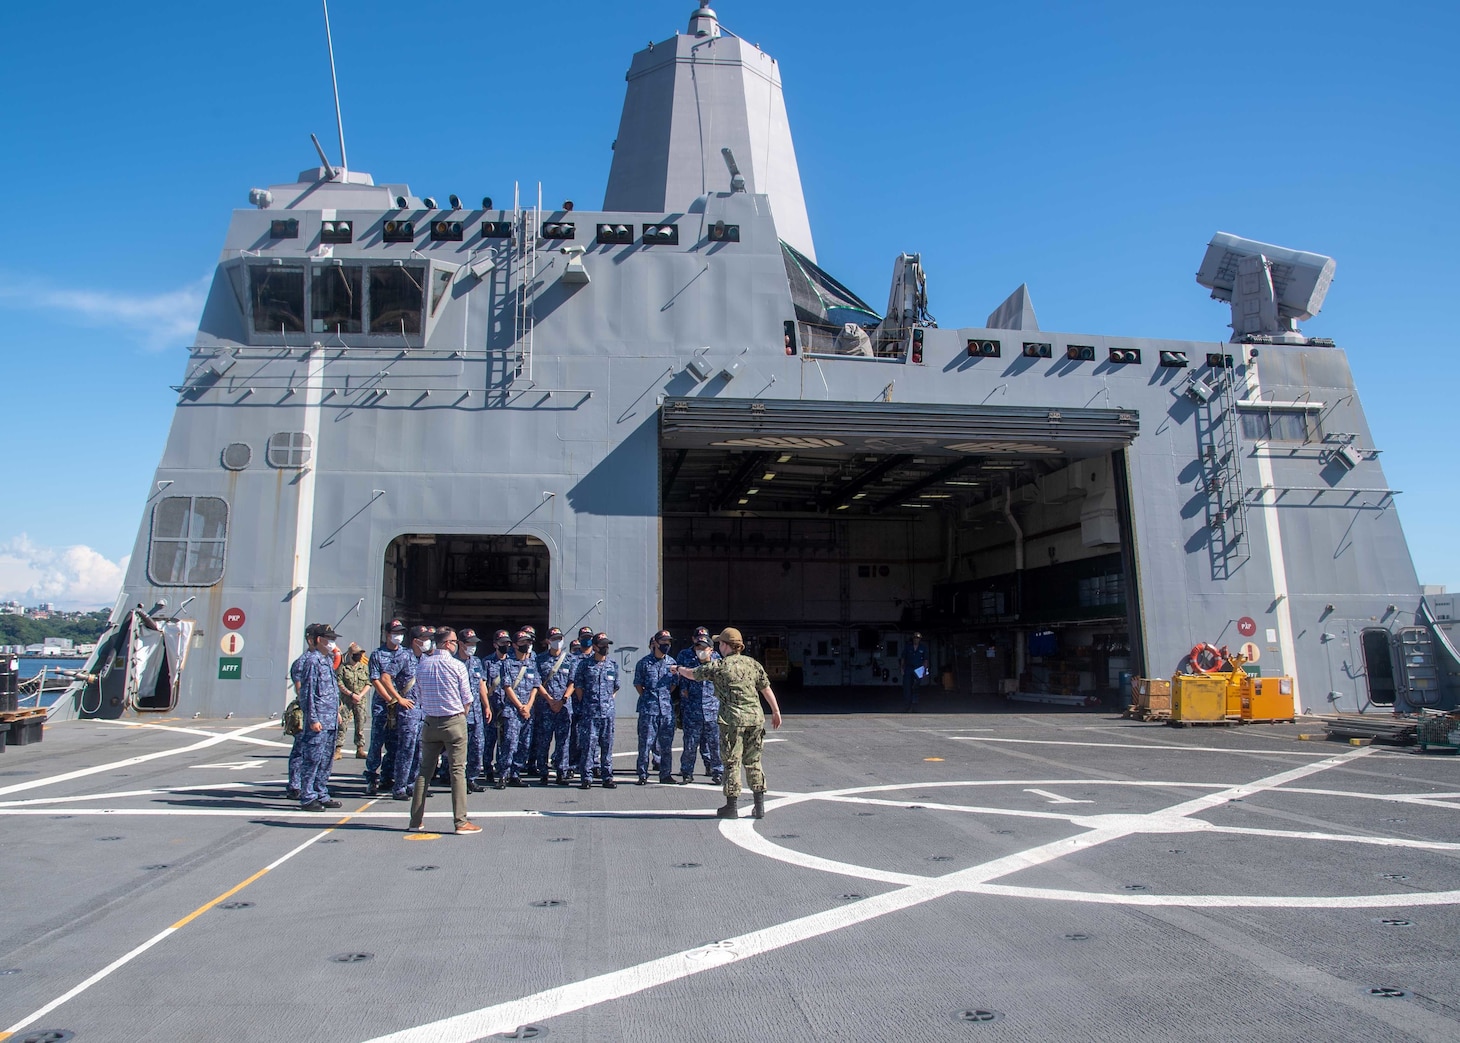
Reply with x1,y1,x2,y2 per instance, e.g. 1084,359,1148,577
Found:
1242,677,1295,722
1171,674,1230,723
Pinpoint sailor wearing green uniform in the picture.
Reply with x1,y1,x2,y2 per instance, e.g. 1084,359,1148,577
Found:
675,626,782,819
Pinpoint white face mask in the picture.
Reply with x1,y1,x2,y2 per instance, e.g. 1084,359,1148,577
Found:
419,640,434,654
325,640,338,654
549,639,562,652
696,647,712,663
388,634,404,648
464,644,478,657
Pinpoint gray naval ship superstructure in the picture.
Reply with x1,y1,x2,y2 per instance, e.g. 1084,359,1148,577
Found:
57,2,1460,724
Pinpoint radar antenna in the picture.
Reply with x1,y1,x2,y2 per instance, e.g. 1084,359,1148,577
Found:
321,0,349,177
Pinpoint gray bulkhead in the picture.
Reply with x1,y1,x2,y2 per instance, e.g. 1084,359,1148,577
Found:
83,7,1436,721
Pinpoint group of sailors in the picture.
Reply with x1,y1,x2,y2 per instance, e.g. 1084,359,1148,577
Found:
286,619,726,811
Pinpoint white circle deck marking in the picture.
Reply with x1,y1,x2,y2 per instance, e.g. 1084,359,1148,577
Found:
721,770,1460,909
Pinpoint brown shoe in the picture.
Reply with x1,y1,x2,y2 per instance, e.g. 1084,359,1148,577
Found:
455,822,483,835
334,750,344,760
355,747,366,759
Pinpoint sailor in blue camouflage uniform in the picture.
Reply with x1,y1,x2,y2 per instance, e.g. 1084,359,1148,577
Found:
568,632,620,789
677,627,724,784
293,623,343,811
285,651,308,799
364,619,416,796
494,629,541,788
533,627,574,785
390,625,433,801
568,626,594,775
480,629,512,784
633,629,678,784
455,628,491,792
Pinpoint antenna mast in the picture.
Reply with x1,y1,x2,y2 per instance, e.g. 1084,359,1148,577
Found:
322,0,349,175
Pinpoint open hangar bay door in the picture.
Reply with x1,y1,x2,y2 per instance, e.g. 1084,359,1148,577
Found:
660,398,1143,711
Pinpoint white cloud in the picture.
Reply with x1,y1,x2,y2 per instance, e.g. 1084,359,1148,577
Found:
0,273,208,351
0,535,128,610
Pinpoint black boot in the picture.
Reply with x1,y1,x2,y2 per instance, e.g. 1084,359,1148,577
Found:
716,799,739,819
752,791,766,819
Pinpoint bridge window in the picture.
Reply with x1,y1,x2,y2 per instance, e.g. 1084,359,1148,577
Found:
312,263,363,334
249,265,305,334
369,264,425,335
148,496,229,586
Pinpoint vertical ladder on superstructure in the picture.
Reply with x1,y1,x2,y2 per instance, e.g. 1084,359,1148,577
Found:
511,185,539,382
1195,359,1251,579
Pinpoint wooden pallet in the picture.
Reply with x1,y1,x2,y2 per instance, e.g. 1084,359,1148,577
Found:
1123,705,1171,723
0,708,46,723
1168,717,1241,728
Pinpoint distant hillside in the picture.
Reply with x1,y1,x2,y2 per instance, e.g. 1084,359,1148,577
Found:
0,611,110,648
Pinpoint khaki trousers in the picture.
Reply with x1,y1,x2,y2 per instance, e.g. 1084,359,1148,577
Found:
409,713,469,831
719,723,766,800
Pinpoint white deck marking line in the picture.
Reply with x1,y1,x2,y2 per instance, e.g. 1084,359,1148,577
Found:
814,794,1088,823
1025,788,1093,804
363,752,1372,1043
0,808,723,819
0,799,376,1042
1278,786,1460,810
949,736,1339,757
0,721,280,798
95,719,293,749
0,782,254,808
1201,823,1460,852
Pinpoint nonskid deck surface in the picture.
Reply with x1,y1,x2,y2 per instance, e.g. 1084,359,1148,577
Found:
1,715,1458,1042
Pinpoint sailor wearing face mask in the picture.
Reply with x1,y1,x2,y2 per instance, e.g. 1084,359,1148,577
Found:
389,625,434,801
677,627,724,784
455,628,491,792
364,619,416,797
294,623,343,811
568,632,620,789
481,629,512,785
633,630,678,784
520,625,543,776
569,626,594,775
493,629,542,787
533,627,574,785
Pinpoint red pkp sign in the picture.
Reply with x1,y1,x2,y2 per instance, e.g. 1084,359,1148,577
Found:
223,608,246,630
1237,616,1257,638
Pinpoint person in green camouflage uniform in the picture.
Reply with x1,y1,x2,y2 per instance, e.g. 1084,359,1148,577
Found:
676,627,782,819
334,642,372,759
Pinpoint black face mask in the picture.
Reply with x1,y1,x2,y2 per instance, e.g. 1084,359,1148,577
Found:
496,641,511,653
656,642,671,653
594,643,610,655
516,641,532,652
350,651,364,662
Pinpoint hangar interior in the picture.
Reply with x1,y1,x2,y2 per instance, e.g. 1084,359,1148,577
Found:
381,534,550,643
659,402,1144,711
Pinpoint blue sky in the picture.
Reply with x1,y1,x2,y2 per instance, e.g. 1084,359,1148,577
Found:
0,0,1455,607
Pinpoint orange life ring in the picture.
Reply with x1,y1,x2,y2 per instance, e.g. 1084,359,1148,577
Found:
1187,643,1226,673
